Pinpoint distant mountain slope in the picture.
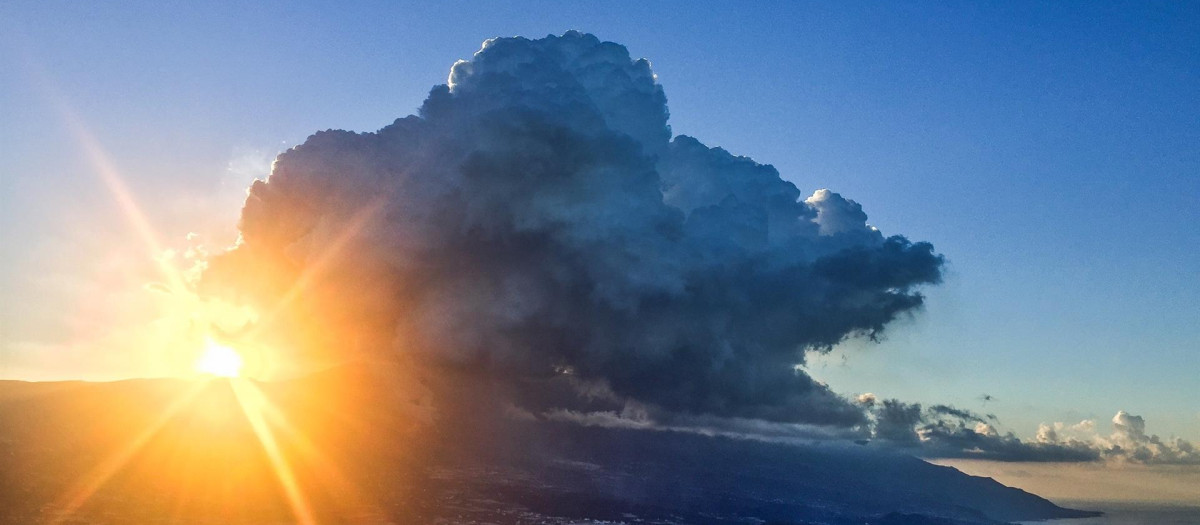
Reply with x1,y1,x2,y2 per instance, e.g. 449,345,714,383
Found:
0,372,1099,524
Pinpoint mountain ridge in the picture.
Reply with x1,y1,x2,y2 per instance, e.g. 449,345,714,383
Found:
0,370,1100,524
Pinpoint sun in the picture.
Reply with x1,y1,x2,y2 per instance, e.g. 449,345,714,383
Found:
196,339,244,378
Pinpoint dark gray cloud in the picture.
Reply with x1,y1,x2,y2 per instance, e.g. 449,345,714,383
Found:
928,404,988,424
852,397,1198,465
198,32,1194,469
861,398,1100,462
518,387,1198,466
202,31,942,427
874,399,926,445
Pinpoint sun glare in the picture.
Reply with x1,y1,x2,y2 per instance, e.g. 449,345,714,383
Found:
196,339,244,378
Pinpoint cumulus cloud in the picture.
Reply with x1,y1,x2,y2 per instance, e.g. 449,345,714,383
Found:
804,189,875,238
853,399,1198,465
201,31,943,427
195,33,1198,471
1098,411,1199,465
856,399,1100,462
504,383,1197,467
1035,423,1058,444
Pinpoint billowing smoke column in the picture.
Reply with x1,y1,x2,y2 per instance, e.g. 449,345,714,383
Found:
204,31,943,427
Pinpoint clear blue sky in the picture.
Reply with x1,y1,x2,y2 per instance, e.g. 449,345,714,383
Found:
2,1,1197,441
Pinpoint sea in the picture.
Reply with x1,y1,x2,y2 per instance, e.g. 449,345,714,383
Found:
1018,501,1200,525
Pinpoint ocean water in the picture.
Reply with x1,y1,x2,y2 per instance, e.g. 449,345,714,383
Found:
1019,501,1200,525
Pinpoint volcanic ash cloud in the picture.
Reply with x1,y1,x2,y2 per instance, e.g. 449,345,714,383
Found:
203,31,944,427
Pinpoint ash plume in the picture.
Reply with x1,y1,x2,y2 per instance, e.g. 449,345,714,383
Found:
203,31,943,427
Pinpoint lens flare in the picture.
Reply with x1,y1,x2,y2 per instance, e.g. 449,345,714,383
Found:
196,339,243,377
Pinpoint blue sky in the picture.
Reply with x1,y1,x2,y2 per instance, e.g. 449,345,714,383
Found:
1,1,1197,442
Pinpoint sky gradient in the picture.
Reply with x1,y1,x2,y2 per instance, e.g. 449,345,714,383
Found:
2,1,1197,448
